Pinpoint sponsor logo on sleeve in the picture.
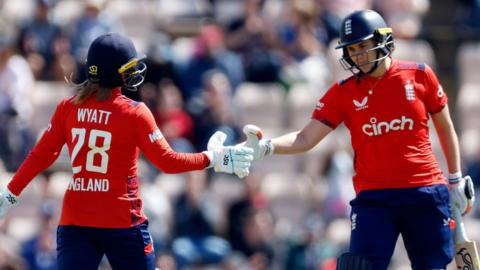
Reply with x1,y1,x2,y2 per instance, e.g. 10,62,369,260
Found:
148,129,163,143
437,85,444,97
315,101,324,110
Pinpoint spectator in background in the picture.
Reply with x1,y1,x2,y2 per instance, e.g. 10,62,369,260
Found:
187,70,242,151
156,252,177,270
21,200,58,270
374,0,430,39
155,79,195,153
278,0,327,61
224,0,281,83
226,172,274,268
175,23,244,102
455,0,480,41
277,0,331,91
139,79,197,180
0,236,26,270
0,31,35,172
235,208,274,269
320,0,373,42
69,0,124,81
17,0,75,81
143,32,179,87
171,170,231,269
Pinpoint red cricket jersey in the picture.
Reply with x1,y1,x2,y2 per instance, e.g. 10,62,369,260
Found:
8,89,209,228
312,59,448,193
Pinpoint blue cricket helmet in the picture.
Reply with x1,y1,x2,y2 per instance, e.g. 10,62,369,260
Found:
335,10,394,75
86,33,146,90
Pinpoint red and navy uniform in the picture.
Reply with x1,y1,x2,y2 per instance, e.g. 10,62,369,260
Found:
312,59,453,270
312,59,447,193
9,89,208,228
8,89,210,270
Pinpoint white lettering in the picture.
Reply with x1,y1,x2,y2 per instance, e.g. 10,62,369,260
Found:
77,109,112,125
98,110,112,125
86,109,93,122
400,115,413,130
67,177,110,192
149,129,163,143
78,109,87,122
362,116,414,137
90,110,97,123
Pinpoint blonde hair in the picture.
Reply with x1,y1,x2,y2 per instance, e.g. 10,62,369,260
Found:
69,79,113,105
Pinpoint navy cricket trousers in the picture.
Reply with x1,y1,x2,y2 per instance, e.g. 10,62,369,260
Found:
57,221,155,270
349,184,453,270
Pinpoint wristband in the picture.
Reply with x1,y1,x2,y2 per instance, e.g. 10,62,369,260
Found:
448,171,462,184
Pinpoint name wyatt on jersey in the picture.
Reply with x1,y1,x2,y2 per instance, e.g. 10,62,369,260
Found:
78,108,112,125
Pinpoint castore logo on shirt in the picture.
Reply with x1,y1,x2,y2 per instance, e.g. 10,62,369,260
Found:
353,96,369,111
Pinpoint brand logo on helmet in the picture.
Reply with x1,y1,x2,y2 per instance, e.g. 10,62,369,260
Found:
404,80,415,101
89,65,98,75
345,19,352,35
362,116,414,136
353,97,368,111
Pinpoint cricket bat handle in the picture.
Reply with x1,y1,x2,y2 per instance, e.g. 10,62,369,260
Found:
452,206,468,243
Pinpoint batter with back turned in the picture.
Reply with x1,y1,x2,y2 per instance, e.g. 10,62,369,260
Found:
0,33,254,270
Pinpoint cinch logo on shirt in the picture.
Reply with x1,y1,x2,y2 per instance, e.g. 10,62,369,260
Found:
362,116,414,136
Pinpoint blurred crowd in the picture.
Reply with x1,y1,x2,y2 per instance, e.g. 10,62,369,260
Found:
0,0,480,269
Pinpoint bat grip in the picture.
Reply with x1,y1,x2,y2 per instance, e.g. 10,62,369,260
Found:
453,206,469,243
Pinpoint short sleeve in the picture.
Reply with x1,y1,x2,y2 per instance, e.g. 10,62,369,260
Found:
311,84,345,129
423,64,448,114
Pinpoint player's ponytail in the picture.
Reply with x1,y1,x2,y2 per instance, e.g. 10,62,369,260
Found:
65,75,112,105
75,81,111,105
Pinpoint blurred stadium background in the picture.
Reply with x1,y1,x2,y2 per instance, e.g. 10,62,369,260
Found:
0,0,479,269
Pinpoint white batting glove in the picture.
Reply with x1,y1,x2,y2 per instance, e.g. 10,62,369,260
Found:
204,131,254,178
449,174,475,215
0,187,19,218
242,124,274,162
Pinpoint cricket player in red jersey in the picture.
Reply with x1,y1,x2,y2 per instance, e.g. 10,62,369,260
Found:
0,33,254,270
241,10,475,270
